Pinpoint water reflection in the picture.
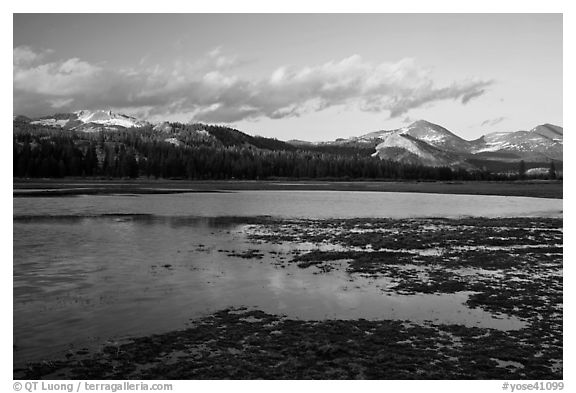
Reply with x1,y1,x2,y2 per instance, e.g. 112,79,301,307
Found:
14,213,527,365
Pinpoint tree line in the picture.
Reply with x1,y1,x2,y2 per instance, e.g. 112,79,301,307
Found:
12,124,560,181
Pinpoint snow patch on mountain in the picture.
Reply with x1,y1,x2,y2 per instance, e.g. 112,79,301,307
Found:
153,122,173,133
30,119,70,127
471,126,563,159
370,120,563,168
164,137,181,146
74,110,146,128
23,110,150,132
377,133,431,160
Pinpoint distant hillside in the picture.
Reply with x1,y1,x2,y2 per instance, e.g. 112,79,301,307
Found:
13,111,562,180
28,110,148,131
15,114,296,152
289,120,563,170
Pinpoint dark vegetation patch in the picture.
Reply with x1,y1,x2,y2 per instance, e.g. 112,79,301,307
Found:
226,249,265,259
16,308,561,380
246,217,562,250
251,217,562,319
242,216,563,379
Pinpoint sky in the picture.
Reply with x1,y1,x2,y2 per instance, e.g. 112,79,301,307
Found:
13,13,562,141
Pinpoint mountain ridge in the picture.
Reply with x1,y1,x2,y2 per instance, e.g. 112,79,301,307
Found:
327,119,562,167
15,111,562,169
29,109,148,131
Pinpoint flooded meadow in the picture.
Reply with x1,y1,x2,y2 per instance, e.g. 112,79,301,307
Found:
13,191,563,379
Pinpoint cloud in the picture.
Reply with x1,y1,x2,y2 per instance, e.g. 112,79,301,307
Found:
481,117,506,127
207,47,241,70
461,89,485,104
13,46,53,67
13,46,493,122
49,98,75,108
14,58,104,96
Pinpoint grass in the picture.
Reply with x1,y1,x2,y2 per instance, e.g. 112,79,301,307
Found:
13,178,563,199
16,308,561,380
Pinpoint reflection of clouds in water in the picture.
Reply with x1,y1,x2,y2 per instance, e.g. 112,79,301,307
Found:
263,268,527,330
268,270,313,292
108,219,138,243
15,214,534,367
267,267,350,298
261,263,521,328
267,270,286,295
333,289,363,309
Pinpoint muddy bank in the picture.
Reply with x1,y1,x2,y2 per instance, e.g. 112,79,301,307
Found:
16,307,561,380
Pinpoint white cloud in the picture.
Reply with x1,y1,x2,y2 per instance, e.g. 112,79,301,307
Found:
13,46,52,67
14,57,104,96
13,46,493,122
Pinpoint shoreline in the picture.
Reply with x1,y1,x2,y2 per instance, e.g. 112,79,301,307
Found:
13,179,563,199
14,307,562,380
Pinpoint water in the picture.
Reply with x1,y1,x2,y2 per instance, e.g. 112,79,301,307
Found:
13,190,562,219
14,191,560,365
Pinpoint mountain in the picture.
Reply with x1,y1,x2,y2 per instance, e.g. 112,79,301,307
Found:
15,110,562,171
28,110,148,132
327,120,562,169
368,120,476,168
386,120,472,152
470,125,563,161
371,132,474,169
531,124,563,140
15,112,296,153
13,110,562,180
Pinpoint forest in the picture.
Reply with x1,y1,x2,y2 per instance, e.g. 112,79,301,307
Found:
12,121,559,181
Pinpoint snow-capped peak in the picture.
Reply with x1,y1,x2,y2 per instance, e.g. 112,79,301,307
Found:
26,110,148,132
73,109,146,128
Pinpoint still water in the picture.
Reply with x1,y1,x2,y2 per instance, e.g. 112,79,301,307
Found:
13,190,562,218
13,191,561,365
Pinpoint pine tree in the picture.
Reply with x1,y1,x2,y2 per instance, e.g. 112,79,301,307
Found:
549,161,557,179
518,160,526,180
